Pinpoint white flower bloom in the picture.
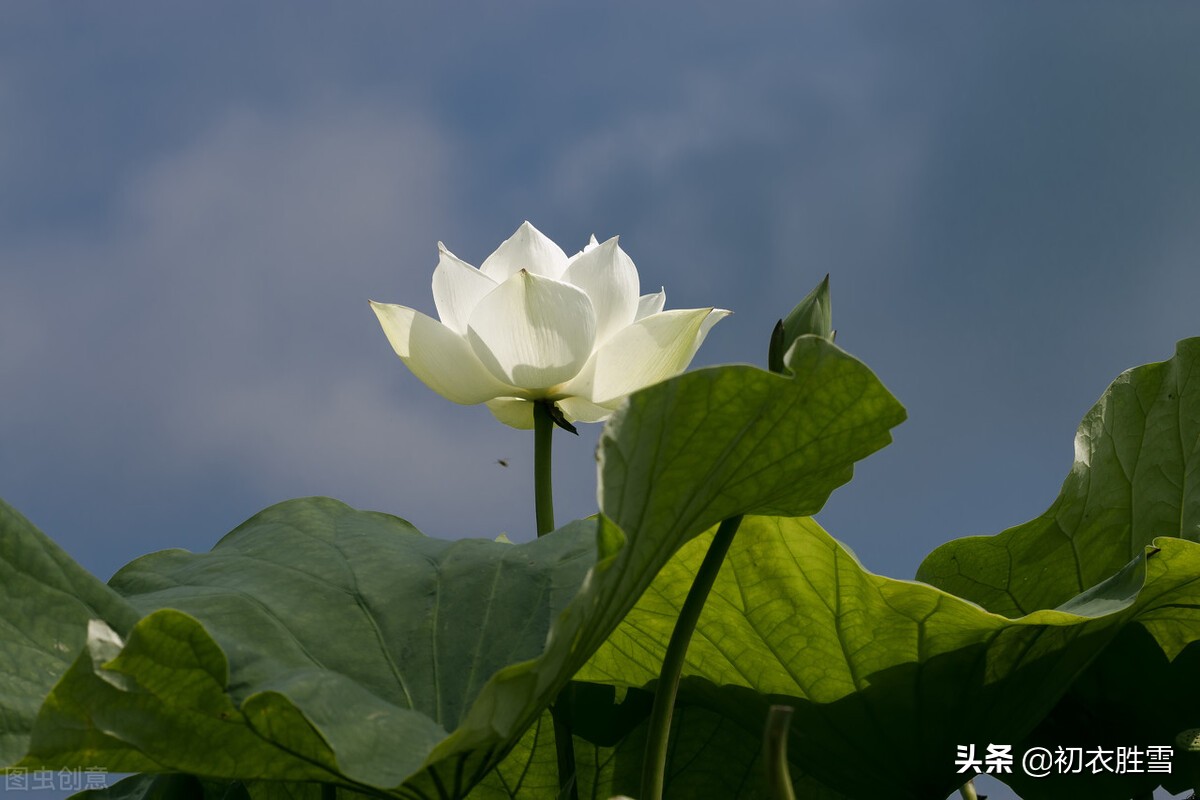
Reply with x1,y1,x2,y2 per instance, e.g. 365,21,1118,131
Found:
370,221,730,429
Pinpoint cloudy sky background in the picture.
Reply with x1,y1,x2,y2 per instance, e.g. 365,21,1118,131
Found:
2,5,1199,797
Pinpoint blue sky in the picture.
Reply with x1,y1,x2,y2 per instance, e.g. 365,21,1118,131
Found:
2,5,1199,798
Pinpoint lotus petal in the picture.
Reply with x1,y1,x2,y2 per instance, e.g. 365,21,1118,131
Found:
431,243,497,335
561,236,640,346
370,301,513,404
479,221,568,282
467,271,596,391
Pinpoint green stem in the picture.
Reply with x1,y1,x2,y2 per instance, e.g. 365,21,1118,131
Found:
958,779,979,800
533,401,578,800
534,401,555,537
641,514,744,800
763,705,796,800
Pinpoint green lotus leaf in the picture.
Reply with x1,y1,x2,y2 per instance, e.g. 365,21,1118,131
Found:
917,337,1200,616
0,501,140,766
575,516,1200,800
23,501,597,796
916,338,1200,799
1001,538,1200,800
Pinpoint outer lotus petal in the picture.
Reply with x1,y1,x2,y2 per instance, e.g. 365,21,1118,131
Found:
560,236,640,345
488,395,610,429
479,221,568,281
635,288,666,320
431,243,497,334
562,307,730,405
369,301,514,404
466,270,597,391
556,395,616,424
485,397,535,429
697,306,731,345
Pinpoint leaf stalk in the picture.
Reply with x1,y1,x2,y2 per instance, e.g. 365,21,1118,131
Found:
640,514,744,800
764,705,797,800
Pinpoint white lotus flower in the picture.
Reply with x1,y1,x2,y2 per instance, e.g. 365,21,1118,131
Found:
370,221,729,429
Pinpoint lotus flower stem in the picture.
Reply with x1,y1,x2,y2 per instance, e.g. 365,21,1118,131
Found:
533,400,579,800
641,513,744,800
534,401,557,537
